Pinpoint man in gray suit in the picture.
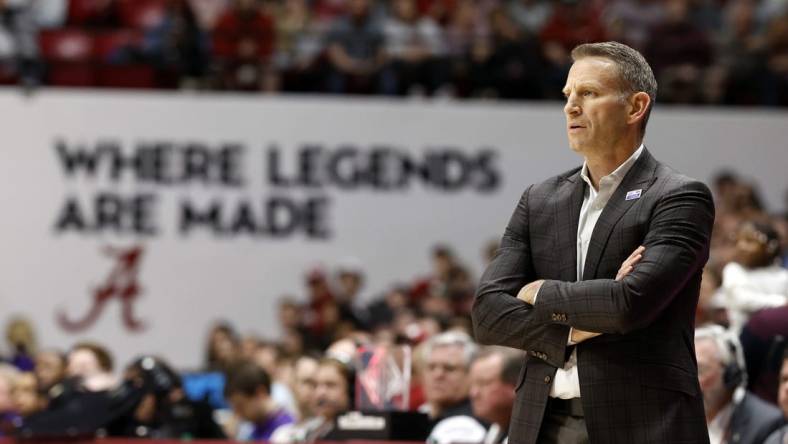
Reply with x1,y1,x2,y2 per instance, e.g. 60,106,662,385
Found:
472,41,714,443
695,325,783,444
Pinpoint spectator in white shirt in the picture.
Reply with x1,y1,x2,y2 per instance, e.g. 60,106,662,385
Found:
722,220,788,335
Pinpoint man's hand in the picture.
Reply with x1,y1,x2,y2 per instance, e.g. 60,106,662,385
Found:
517,280,544,305
570,328,600,343
571,246,646,343
616,245,645,281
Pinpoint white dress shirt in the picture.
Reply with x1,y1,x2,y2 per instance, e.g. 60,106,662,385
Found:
721,261,788,335
707,387,745,444
549,144,644,399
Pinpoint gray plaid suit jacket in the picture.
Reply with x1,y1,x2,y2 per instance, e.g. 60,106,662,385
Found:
473,148,714,444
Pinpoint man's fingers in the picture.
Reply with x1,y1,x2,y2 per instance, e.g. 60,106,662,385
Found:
571,329,602,344
617,246,645,280
622,254,641,267
615,265,632,281
623,246,645,265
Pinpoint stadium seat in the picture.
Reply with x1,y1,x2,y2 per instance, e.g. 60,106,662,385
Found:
39,29,94,62
96,64,156,88
39,29,96,86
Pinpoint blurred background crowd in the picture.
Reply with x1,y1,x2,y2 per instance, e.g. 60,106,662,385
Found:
0,0,786,104
0,168,785,442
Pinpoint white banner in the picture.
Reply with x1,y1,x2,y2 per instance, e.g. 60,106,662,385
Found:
0,90,785,370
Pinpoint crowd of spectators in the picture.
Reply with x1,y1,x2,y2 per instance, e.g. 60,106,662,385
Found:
0,0,787,105
0,169,785,441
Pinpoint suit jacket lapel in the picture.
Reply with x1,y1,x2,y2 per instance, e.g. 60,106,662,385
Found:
554,169,585,283
582,148,659,280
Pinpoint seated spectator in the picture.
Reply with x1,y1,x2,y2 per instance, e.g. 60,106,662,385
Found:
508,0,552,37
695,325,783,444
307,357,355,440
272,356,355,442
0,364,20,433
250,341,298,417
12,372,45,418
644,0,713,103
268,355,323,442
212,0,277,91
708,1,767,105
539,0,607,98
0,0,39,85
469,346,523,444
107,355,226,438
419,331,486,443
324,0,386,94
443,0,488,96
474,8,544,100
302,267,338,350
284,354,319,421
225,361,295,441
764,348,788,443
601,0,665,51
334,257,372,330
740,306,788,406
722,220,788,335
697,267,728,327
5,317,36,371
274,0,325,93
66,342,117,392
143,0,210,88
411,245,459,304
366,285,410,329
762,12,788,106
34,348,65,394
381,0,449,96
203,321,241,374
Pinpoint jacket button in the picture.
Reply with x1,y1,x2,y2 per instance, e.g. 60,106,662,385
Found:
544,375,551,384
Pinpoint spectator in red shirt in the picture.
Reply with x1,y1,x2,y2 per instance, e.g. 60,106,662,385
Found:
539,0,607,99
644,0,713,103
324,0,386,94
212,0,277,91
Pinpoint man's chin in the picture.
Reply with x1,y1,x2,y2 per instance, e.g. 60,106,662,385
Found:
568,141,584,154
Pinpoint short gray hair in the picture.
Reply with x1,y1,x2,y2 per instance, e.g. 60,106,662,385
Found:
423,331,478,370
571,41,657,137
472,346,524,386
695,324,747,383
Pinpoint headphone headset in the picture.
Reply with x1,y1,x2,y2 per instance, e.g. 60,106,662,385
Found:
722,337,744,390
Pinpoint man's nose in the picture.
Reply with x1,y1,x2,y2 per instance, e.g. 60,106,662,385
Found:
564,95,580,116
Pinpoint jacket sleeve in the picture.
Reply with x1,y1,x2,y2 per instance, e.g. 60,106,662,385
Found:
472,185,571,369
530,180,715,334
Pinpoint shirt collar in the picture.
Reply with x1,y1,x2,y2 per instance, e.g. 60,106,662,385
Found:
580,144,644,191
707,401,733,442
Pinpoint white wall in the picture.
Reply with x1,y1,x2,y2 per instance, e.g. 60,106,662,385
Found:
0,90,784,370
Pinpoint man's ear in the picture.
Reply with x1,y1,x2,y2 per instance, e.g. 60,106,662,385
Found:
627,92,650,126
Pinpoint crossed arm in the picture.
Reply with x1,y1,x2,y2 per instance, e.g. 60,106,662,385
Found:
518,245,645,343
472,180,714,367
